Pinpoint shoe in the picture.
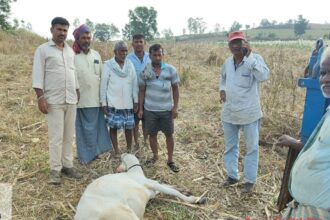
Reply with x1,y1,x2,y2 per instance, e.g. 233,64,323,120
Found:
61,167,83,179
222,177,239,187
241,182,254,193
167,161,179,173
48,170,61,185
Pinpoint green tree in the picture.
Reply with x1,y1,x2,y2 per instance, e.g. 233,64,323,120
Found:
268,32,277,40
19,19,32,31
94,23,119,42
12,18,18,29
259,18,272,28
187,17,197,34
0,0,16,30
161,28,173,40
245,24,250,38
214,23,221,33
323,33,330,40
294,15,309,37
229,21,242,32
122,6,158,41
73,18,81,29
187,17,207,34
85,18,95,34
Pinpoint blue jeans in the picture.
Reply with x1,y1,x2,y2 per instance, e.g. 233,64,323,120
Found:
222,120,260,183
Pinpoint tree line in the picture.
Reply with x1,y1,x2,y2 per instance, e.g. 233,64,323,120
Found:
0,0,314,40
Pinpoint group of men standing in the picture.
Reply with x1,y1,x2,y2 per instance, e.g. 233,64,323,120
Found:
32,16,329,218
31,17,268,189
32,17,180,185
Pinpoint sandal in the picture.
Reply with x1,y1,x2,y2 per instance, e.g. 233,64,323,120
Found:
167,162,179,173
145,157,158,166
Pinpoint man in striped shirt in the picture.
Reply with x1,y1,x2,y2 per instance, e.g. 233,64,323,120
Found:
138,44,180,172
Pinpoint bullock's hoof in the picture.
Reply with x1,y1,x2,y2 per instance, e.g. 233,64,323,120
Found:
179,189,192,196
196,197,207,205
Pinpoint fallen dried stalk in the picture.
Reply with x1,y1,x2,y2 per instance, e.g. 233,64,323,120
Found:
17,170,39,181
21,121,43,130
156,197,210,211
68,202,76,213
192,172,217,182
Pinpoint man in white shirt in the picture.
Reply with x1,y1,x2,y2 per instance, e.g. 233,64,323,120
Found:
32,17,82,185
73,24,112,164
100,41,138,156
219,31,269,192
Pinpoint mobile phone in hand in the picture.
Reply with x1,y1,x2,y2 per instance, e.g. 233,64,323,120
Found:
242,47,248,56
242,40,249,56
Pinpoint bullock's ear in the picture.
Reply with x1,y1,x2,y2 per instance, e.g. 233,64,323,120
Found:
116,164,126,173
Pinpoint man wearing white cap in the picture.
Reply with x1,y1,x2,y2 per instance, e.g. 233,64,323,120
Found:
219,31,269,192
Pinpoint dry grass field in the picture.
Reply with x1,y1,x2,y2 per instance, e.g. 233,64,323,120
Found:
0,30,313,219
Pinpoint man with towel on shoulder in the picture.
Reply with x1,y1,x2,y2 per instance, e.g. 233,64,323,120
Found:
100,41,138,156
73,24,112,164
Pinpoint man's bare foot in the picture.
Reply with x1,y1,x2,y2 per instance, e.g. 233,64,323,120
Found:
145,157,158,166
134,142,140,149
111,151,121,159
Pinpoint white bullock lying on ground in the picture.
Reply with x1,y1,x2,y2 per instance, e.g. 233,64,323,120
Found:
74,153,205,220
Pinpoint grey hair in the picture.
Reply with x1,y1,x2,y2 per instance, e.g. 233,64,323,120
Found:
114,40,128,52
320,46,330,65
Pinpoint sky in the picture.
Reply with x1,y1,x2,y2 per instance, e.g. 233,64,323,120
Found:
10,0,330,39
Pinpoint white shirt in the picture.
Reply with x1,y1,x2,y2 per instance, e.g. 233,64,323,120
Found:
32,40,78,104
100,58,138,109
219,53,269,124
290,108,330,209
75,49,102,108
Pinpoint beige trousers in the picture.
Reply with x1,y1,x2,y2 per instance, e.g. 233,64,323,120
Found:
46,104,76,171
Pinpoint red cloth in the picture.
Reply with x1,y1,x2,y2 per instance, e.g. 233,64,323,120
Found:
72,24,90,54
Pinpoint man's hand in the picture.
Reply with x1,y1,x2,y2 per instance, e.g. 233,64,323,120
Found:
276,135,302,150
102,106,108,115
220,90,226,103
133,103,138,113
38,97,48,114
242,40,252,57
172,107,178,119
138,109,143,119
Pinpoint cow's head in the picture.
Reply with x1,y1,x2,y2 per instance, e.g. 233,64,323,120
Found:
116,153,140,173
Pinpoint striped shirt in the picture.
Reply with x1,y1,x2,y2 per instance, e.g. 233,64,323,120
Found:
139,62,180,111
282,200,330,220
